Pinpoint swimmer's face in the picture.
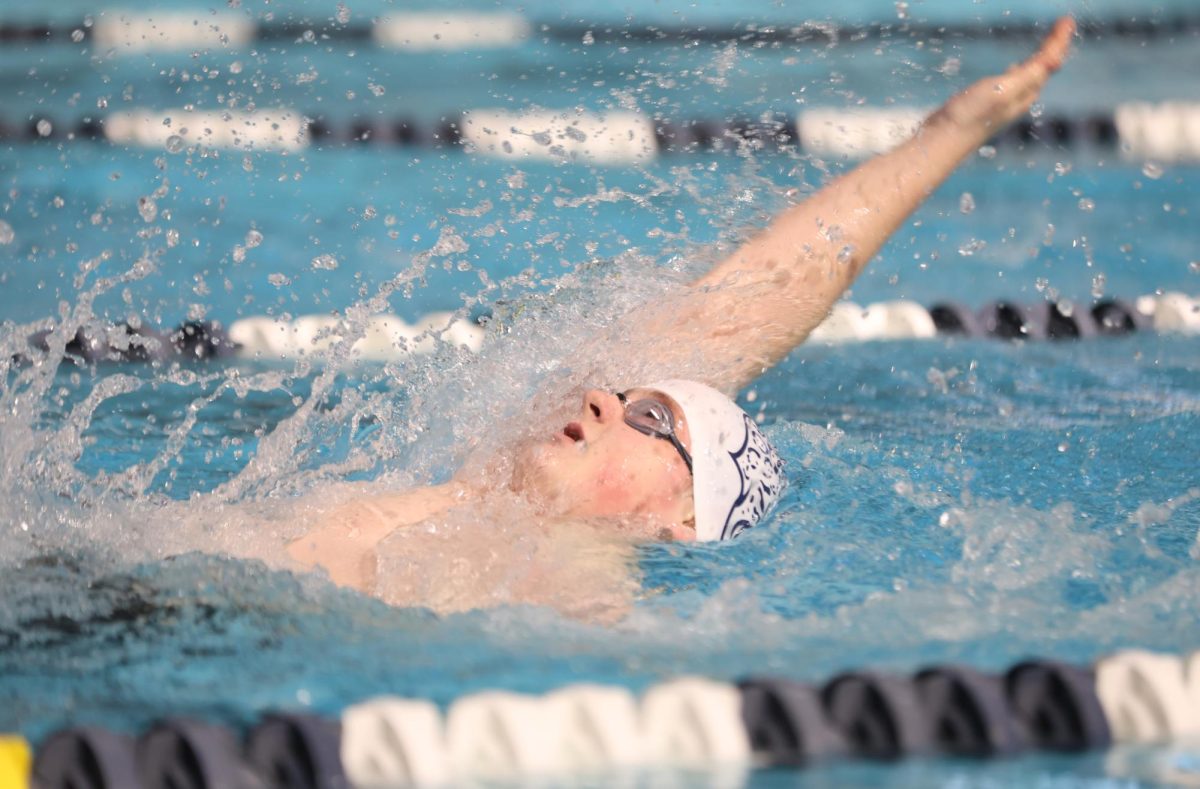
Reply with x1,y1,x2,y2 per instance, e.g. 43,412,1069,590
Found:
511,388,696,541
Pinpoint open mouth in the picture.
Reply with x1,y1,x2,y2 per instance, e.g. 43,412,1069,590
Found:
563,422,585,443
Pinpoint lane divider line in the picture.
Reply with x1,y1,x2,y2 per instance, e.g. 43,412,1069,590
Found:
21,647,1200,787
4,13,1199,50
8,104,1200,162
9,294,1197,369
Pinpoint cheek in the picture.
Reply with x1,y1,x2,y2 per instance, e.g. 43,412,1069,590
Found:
589,452,680,512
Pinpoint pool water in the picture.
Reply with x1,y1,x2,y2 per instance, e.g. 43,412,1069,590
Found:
1,0,1198,785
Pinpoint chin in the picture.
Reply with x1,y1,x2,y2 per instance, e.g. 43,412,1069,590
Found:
509,440,564,508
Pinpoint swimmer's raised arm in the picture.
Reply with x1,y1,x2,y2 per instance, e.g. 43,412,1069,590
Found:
632,17,1075,393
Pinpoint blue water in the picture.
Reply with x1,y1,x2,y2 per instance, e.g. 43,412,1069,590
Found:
1,1,1198,786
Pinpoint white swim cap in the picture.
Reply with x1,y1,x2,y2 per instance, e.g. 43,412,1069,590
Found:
643,380,787,542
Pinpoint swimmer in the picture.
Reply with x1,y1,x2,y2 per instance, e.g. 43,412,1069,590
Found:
284,18,1076,616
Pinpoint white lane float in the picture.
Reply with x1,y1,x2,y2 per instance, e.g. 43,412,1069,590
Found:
1095,650,1200,744
542,684,644,771
105,108,309,152
1114,102,1200,162
796,107,929,158
640,677,752,768
340,697,450,788
460,110,657,164
228,312,485,361
92,11,254,52
372,12,530,51
445,691,566,779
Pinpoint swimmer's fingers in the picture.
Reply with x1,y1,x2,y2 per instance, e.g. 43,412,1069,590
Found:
1005,17,1076,87
933,16,1074,134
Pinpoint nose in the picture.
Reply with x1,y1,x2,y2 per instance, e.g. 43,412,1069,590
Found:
582,389,622,424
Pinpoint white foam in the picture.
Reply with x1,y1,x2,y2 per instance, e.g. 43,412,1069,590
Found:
105,108,308,152
461,110,657,164
1115,102,1200,162
797,107,928,159
373,12,529,51
93,11,254,52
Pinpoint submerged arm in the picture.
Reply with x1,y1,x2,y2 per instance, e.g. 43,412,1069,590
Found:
631,18,1075,394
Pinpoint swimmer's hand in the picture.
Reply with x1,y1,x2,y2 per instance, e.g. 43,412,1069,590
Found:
931,16,1075,136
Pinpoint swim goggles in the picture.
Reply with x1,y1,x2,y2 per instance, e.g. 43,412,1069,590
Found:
617,391,694,475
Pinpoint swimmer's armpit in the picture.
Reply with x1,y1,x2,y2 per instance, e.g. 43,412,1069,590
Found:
625,17,1076,393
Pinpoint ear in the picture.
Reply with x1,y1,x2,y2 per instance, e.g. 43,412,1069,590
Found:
666,521,697,542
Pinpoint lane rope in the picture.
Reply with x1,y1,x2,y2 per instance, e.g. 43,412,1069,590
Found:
21,647,1200,787
10,294,1197,368
3,12,1198,50
7,104,1200,162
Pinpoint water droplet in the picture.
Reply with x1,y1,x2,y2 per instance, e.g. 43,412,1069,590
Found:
311,253,339,271
1034,277,1049,293
837,244,854,264
368,82,385,97
52,196,64,208
96,97,108,109
166,228,179,247
302,29,315,43
137,196,158,223
957,238,987,257
1078,198,1095,212
0,220,14,245
1189,261,1199,275
165,135,185,153
336,2,351,24
245,229,263,248
268,273,290,287
581,30,594,45
1091,273,1107,299
229,60,243,75
958,192,976,215
362,206,376,220
977,145,997,159
242,156,253,172
35,119,52,137
71,29,84,43
232,245,246,263
1142,161,1164,180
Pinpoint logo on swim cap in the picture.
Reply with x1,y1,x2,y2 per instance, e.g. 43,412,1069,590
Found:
642,380,786,542
720,414,787,541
